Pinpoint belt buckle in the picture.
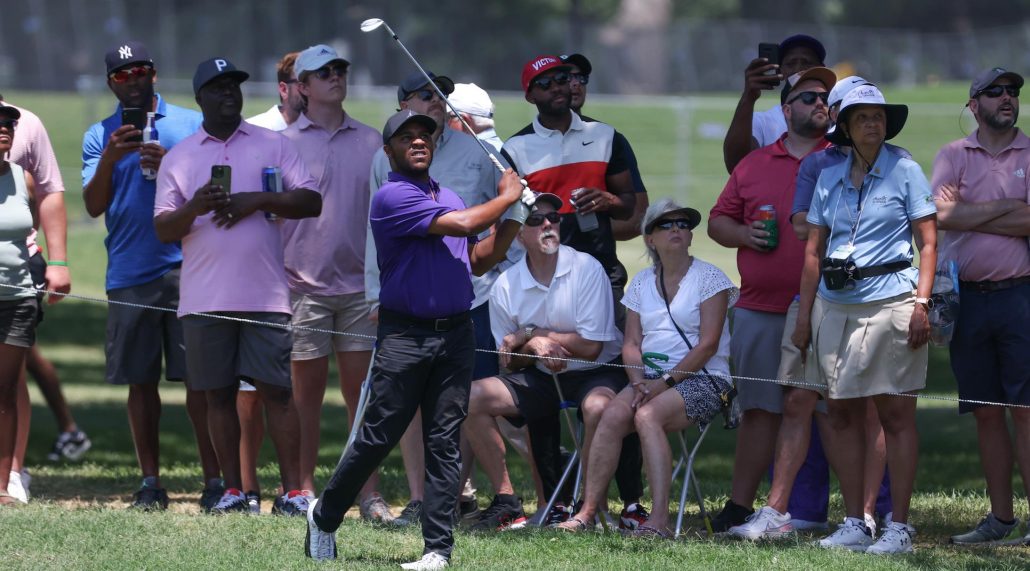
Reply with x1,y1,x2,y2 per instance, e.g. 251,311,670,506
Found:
434,318,448,332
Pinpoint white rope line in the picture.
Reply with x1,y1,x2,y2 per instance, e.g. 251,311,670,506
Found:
16,284,1030,410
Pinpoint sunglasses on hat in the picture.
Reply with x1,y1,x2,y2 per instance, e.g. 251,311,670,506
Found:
525,211,561,227
532,72,570,91
787,91,829,106
109,65,152,84
978,84,1020,99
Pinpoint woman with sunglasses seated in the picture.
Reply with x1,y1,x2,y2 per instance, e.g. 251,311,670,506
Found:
558,198,737,537
0,105,41,506
792,84,936,554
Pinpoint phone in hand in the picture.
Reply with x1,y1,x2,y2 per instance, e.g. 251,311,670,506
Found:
758,43,780,78
210,165,231,195
121,107,146,143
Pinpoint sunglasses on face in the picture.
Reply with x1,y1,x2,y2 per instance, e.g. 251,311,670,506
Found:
570,73,589,85
787,91,829,106
653,218,692,231
0,119,17,131
525,211,562,226
405,89,438,102
532,72,570,91
978,84,1020,99
109,65,152,84
313,65,347,81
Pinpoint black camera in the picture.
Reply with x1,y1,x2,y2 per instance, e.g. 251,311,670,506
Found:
822,257,857,291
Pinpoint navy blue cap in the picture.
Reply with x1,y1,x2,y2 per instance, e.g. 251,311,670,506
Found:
192,57,250,95
559,53,592,76
105,41,153,74
779,34,826,64
396,71,454,103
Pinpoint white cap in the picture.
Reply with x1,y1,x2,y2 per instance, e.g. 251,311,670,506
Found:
828,76,869,109
449,83,494,118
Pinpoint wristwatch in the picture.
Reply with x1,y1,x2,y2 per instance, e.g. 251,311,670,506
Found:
523,325,536,341
914,297,932,310
661,373,677,388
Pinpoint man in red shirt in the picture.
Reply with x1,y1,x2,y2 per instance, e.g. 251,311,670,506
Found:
707,67,836,531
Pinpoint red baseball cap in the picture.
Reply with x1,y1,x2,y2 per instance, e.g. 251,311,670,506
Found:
521,55,570,93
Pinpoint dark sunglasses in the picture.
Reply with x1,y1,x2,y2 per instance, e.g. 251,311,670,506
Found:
532,72,570,91
570,73,589,85
405,89,438,102
109,65,152,84
978,84,1020,99
313,65,348,81
787,91,829,106
0,119,17,131
654,218,692,231
525,211,562,226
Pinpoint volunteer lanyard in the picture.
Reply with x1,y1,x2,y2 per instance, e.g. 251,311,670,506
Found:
830,172,872,248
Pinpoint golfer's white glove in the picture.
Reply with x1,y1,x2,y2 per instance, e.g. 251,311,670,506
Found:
508,199,531,225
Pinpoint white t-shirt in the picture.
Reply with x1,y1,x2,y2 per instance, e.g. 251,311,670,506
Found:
490,245,622,374
621,259,738,378
752,104,787,148
246,105,288,132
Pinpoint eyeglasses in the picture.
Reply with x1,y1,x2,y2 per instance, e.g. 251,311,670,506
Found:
109,65,152,84
570,73,589,85
405,89,438,102
787,91,829,106
532,72,570,91
978,84,1020,99
313,65,348,81
525,211,561,226
653,219,692,231
0,119,17,131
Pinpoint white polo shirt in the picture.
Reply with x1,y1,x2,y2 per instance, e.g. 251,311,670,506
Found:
752,104,787,147
490,245,622,374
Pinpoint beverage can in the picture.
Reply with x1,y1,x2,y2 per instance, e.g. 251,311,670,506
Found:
141,112,159,180
757,204,778,250
262,166,282,221
571,188,599,232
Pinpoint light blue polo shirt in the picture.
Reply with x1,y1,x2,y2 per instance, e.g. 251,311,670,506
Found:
807,146,936,304
82,94,202,291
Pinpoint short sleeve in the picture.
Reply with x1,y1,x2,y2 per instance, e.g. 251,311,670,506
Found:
81,125,105,187
709,170,745,222
621,267,653,314
695,261,739,307
902,161,937,220
153,153,185,216
929,146,958,200
573,256,617,341
278,135,317,194
605,130,630,177
792,153,820,217
489,274,517,347
370,183,455,239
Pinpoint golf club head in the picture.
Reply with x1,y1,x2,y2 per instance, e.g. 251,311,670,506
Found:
360,18,385,32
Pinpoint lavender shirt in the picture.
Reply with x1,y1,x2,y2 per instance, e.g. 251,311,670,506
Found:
370,172,475,319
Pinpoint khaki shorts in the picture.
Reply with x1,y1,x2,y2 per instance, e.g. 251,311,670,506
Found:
290,292,376,359
810,293,927,399
777,299,828,412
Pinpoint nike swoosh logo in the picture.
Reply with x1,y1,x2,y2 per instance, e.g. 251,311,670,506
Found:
581,141,594,146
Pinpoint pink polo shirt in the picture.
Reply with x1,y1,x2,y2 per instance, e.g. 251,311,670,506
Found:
154,121,317,316
280,112,380,295
5,102,65,257
710,135,829,313
931,130,1030,282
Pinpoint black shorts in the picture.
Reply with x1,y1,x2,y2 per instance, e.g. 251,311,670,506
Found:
0,297,39,348
496,358,628,427
182,312,292,391
105,269,187,385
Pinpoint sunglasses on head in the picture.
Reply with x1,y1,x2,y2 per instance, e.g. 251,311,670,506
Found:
978,84,1020,99
405,88,438,102
532,72,570,91
109,65,152,84
787,91,829,105
313,64,347,81
653,218,692,231
570,73,589,85
0,119,17,131
525,211,561,226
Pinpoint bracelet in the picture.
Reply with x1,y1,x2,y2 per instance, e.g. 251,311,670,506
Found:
48,260,68,267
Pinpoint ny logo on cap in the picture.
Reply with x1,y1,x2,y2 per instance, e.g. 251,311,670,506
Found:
215,59,228,71
118,45,133,60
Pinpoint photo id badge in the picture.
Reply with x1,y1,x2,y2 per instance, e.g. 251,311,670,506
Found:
829,243,856,261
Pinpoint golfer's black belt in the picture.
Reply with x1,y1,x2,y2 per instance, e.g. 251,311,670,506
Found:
850,260,911,279
960,275,1030,293
380,308,471,332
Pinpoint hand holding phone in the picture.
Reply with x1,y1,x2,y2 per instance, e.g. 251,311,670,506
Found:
121,108,146,143
758,43,780,76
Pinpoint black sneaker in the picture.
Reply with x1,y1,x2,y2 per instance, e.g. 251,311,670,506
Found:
711,499,754,533
131,485,169,511
542,502,572,527
392,500,424,527
245,490,261,514
458,498,481,525
47,430,92,462
200,479,225,513
470,495,528,532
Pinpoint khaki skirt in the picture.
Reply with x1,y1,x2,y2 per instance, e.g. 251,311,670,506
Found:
810,293,927,399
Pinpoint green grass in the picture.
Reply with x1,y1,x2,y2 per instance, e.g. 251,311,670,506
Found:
2,86,1024,568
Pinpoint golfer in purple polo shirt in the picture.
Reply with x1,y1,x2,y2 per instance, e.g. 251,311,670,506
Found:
305,110,528,570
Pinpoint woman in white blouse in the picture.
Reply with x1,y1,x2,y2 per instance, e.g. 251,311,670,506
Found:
558,198,737,536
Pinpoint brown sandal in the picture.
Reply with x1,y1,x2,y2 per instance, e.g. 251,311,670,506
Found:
556,516,591,532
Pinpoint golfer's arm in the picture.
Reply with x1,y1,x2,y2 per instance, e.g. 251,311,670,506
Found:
430,194,516,237
469,220,521,276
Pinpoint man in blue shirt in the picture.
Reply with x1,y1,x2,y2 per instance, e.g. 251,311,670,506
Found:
81,41,221,512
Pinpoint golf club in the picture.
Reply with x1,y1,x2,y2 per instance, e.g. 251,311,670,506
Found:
360,17,536,206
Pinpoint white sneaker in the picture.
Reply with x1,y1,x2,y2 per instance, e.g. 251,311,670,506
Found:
728,506,794,540
400,552,449,570
868,521,915,554
8,470,28,503
305,499,338,561
817,517,874,552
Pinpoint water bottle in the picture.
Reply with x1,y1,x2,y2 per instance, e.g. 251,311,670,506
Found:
141,112,158,180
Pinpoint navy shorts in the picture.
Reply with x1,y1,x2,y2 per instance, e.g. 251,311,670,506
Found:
950,283,1030,413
